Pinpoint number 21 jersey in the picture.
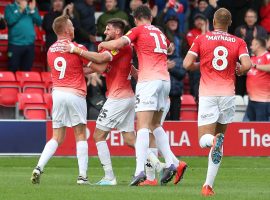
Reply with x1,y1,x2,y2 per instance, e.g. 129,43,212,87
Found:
189,30,249,96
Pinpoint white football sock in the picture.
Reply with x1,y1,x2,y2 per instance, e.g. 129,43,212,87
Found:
76,141,88,178
135,128,149,176
146,148,158,181
96,141,114,180
204,147,223,187
153,127,173,168
37,139,58,171
170,151,180,167
199,134,214,148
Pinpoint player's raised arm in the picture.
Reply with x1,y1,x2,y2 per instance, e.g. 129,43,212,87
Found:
98,37,129,51
64,43,111,64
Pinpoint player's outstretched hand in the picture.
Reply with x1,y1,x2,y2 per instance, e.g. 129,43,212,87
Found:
61,42,74,53
167,43,175,55
235,62,242,76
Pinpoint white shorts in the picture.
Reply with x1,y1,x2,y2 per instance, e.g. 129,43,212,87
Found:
96,97,135,132
198,96,235,126
135,80,170,112
161,98,170,125
52,90,87,128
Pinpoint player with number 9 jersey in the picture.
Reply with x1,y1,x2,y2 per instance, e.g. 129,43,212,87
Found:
188,30,249,96
47,39,88,97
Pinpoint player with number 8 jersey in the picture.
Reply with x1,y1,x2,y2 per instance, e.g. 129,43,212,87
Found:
183,8,252,196
188,29,249,96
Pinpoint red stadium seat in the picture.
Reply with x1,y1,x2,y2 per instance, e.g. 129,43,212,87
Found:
16,71,46,94
0,71,20,106
180,94,198,121
41,72,52,92
17,93,49,119
43,93,52,115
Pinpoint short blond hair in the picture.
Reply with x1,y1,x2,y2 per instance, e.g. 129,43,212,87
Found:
214,8,232,27
52,15,69,35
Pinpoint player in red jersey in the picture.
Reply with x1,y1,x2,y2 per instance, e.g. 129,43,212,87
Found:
64,18,167,186
31,15,90,185
246,37,270,121
98,5,187,186
183,8,252,196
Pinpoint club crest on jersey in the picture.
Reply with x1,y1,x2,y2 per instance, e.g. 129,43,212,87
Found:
111,50,119,56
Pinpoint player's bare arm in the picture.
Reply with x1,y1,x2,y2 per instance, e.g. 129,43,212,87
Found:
63,43,111,64
98,37,129,52
84,62,108,74
252,63,270,72
183,53,200,71
237,55,252,75
130,65,138,80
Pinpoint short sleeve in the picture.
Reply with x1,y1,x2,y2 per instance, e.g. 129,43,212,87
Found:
122,27,139,45
188,35,200,57
266,53,270,62
238,39,250,60
103,49,122,62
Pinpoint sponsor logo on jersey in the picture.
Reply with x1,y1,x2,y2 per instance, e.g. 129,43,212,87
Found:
111,50,119,56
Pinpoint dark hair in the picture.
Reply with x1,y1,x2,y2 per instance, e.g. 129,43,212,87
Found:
106,18,126,34
245,8,258,18
198,0,208,4
254,37,266,48
133,5,151,21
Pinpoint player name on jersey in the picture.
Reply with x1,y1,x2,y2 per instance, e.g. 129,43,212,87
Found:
206,34,236,42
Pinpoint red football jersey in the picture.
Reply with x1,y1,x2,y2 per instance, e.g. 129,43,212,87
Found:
122,24,170,82
101,45,134,99
186,28,202,47
247,52,270,102
189,30,249,96
47,39,89,97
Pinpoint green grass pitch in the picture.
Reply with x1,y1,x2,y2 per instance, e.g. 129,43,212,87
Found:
0,156,269,200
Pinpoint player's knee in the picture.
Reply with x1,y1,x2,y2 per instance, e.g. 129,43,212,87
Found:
53,137,64,146
75,132,87,142
93,130,106,142
124,137,135,148
150,124,160,132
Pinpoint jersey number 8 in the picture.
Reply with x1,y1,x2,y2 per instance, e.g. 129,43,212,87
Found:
54,57,67,79
212,46,228,71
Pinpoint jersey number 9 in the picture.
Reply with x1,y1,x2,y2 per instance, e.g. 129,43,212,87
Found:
54,57,67,79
